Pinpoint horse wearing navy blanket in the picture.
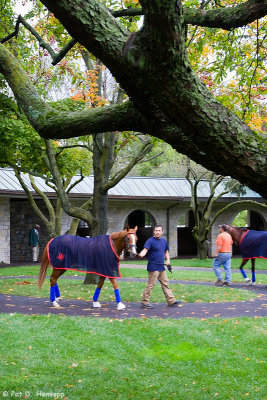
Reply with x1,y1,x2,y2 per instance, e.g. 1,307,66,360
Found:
38,226,138,310
226,225,267,284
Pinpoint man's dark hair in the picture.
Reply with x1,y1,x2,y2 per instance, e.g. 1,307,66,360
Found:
154,224,163,230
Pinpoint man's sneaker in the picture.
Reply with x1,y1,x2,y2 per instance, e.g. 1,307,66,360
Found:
141,303,154,309
168,301,182,307
223,281,231,286
215,280,223,286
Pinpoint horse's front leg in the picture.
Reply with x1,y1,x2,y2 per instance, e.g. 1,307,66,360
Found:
239,259,250,283
50,268,66,308
109,278,126,311
92,276,106,308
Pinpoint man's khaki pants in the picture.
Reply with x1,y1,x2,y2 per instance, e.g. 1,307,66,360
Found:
141,270,176,306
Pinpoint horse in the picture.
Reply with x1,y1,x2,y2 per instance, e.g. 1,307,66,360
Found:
38,226,138,310
225,225,267,284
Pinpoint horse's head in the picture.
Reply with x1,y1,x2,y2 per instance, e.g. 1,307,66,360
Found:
225,225,248,244
124,226,138,258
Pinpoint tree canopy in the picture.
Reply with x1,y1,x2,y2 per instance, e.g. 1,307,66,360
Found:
0,0,266,197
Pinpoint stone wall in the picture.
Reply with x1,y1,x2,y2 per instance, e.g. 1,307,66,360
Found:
10,199,48,262
9,199,83,262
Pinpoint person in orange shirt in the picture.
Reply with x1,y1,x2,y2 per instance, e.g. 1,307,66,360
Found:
213,224,233,286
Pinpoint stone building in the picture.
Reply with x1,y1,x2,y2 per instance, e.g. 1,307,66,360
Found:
0,168,266,263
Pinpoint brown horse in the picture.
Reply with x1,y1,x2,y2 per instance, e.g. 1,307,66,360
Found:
226,225,267,284
38,226,138,310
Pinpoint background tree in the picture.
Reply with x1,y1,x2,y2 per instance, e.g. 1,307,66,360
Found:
0,93,92,236
185,158,267,259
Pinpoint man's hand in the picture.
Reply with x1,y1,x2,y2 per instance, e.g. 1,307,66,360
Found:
166,263,172,273
138,249,148,258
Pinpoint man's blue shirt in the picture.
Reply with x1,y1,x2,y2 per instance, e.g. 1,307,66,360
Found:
144,236,169,271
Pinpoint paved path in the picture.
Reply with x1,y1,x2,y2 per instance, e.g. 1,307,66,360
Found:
0,272,266,319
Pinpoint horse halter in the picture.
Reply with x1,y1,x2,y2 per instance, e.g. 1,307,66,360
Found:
124,232,137,255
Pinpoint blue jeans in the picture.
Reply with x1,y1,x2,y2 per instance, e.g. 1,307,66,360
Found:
213,253,232,283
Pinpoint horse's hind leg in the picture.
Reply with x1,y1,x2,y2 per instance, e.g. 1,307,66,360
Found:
50,269,66,308
251,258,256,284
240,259,250,283
92,276,106,308
109,278,126,311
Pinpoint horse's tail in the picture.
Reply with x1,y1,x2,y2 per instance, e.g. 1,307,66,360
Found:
38,244,49,289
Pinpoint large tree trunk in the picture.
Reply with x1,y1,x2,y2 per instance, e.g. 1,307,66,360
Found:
196,242,208,260
84,132,116,284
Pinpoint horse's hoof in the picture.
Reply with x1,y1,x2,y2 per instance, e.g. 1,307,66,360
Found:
117,302,126,310
56,297,61,301
93,301,101,308
245,278,250,284
251,282,256,286
52,301,60,308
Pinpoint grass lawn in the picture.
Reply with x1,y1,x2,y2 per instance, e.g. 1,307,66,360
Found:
0,275,260,304
1,264,267,283
125,257,267,270
120,268,267,285
0,314,266,400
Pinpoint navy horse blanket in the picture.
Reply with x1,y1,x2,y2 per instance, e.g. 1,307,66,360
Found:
47,235,121,278
240,230,267,259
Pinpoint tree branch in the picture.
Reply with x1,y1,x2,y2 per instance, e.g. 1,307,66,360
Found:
114,0,267,30
111,8,143,18
0,15,77,65
39,0,130,68
45,140,96,226
184,0,267,30
104,141,154,192
14,169,53,232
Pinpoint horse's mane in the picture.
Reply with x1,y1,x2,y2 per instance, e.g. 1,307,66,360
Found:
232,226,249,232
230,226,249,232
110,230,127,240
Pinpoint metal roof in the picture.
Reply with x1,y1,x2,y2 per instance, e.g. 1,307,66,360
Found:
0,168,261,199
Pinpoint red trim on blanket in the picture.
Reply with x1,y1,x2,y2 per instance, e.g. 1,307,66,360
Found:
52,267,122,279
239,229,249,245
109,235,121,277
242,256,267,259
47,238,55,266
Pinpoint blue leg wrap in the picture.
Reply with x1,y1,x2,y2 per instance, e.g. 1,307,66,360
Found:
252,271,256,283
55,283,60,298
240,269,247,279
93,287,101,301
50,286,56,302
114,288,121,303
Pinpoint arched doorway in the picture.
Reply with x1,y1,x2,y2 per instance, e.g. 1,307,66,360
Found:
177,210,197,256
125,210,155,253
249,210,265,230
